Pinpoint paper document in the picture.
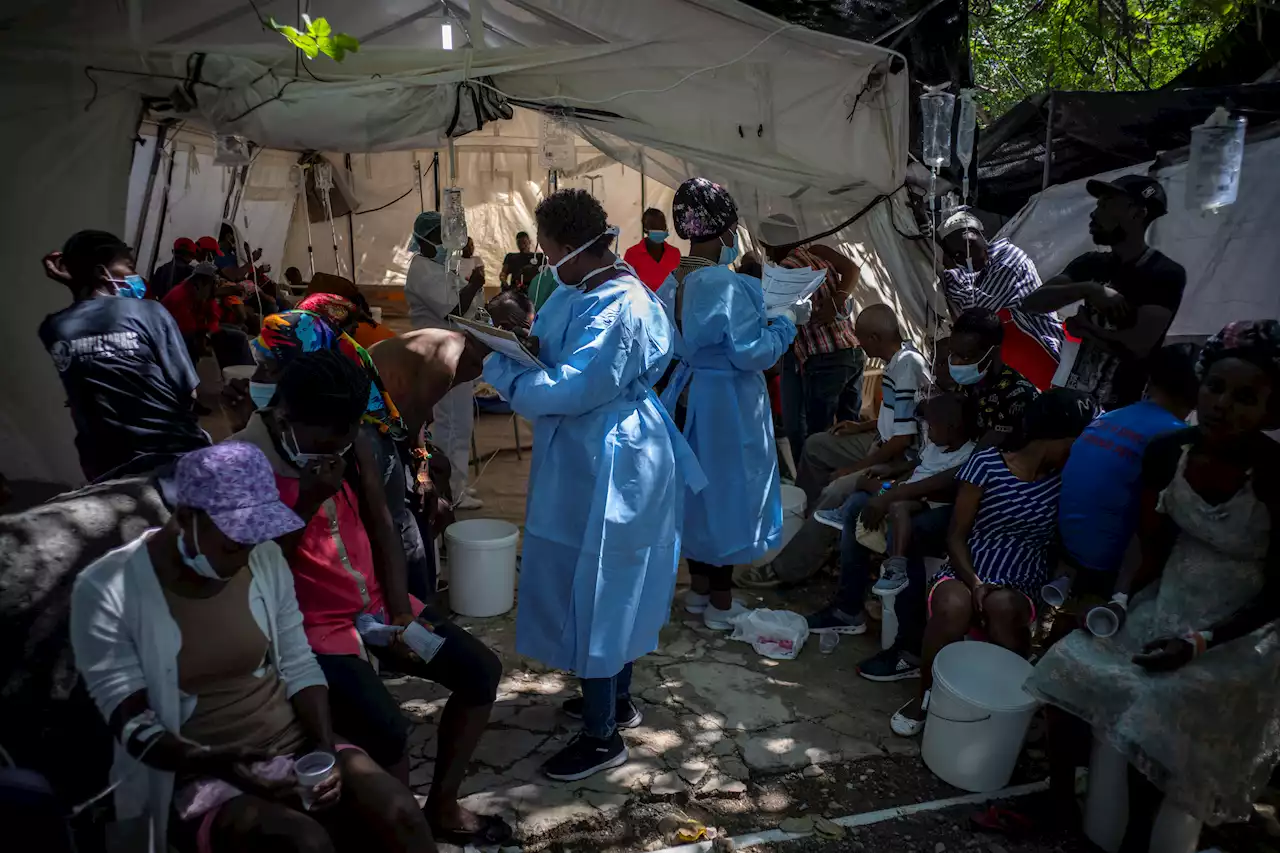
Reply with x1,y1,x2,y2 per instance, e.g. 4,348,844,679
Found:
760,264,828,311
449,315,546,369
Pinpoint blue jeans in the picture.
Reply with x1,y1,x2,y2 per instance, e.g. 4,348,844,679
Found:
835,493,953,657
781,348,866,465
580,662,634,739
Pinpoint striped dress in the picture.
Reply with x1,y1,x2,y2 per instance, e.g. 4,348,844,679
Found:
934,446,1062,599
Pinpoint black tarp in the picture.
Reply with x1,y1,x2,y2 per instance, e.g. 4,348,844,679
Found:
974,82,1280,216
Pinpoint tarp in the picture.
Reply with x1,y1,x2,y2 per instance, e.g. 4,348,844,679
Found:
997,134,1280,339
3,0,936,485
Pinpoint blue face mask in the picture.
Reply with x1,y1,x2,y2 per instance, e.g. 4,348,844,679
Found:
647,230,669,244
948,346,994,386
107,274,147,299
179,522,225,582
249,381,277,409
718,231,740,266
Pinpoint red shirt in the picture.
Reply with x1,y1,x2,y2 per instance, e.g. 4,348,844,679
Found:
623,241,682,291
161,280,221,335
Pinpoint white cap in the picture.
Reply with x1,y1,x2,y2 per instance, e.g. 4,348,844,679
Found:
758,213,802,247
937,210,984,240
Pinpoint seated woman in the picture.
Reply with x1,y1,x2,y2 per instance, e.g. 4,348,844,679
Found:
1027,320,1280,845
231,349,509,847
892,388,1097,736
70,442,436,852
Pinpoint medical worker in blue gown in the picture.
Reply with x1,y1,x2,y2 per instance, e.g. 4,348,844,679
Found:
484,189,706,783
658,178,808,630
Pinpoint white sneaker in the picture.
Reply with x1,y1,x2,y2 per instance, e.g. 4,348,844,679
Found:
890,691,929,738
704,599,749,631
455,494,484,510
684,591,710,614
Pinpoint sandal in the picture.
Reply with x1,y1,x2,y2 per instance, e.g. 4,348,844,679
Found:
429,813,514,847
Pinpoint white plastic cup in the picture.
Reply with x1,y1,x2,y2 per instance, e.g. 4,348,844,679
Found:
1086,604,1121,638
294,751,336,810
1041,576,1072,608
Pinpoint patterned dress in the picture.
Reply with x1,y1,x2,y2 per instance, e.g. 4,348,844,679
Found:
933,447,1062,600
1026,448,1279,824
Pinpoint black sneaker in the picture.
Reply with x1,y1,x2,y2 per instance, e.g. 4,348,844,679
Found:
806,606,867,635
857,647,921,682
561,696,643,729
542,731,628,781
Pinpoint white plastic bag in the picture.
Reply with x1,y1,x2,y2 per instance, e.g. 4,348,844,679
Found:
728,608,809,660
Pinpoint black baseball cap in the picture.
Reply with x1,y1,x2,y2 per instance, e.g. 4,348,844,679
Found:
1086,174,1168,219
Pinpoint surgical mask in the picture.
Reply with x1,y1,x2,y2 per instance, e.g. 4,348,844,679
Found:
249,381,277,409
106,273,147,299
429,243,448,264
551,226,621,289
948,346,994,386
718,232,740,266
281,422,350,467
179,522,224,582
647,230,669,244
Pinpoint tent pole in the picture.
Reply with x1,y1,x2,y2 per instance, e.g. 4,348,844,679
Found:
146,141,178,278
1041,91,1055,191
432,152,441,210
639,150,646,213
133,118,174,256
345,154,357,281
415,158,426,212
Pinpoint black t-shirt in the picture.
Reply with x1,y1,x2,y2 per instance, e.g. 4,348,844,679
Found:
961,362,1040,448
149,258,192,302
1061,249,1187,410
502,252,543,285
39,296,210,480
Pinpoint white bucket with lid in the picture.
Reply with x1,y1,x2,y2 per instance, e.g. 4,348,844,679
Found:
751,484,806,567
443,519,520,617
922,641,1039,792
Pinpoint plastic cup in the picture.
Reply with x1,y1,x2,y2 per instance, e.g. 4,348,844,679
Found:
1086,605,1120,638
1041,576,1072,608
294,751,336,810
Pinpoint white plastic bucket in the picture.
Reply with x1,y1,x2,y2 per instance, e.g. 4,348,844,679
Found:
752,484,806,567
222,365,256,383
922,641,1039,792
443,519,520,617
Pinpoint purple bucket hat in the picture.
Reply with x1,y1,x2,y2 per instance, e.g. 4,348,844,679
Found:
175,442,305,545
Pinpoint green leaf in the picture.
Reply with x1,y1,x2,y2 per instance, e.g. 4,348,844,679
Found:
310,17,332,38
271,14,360,63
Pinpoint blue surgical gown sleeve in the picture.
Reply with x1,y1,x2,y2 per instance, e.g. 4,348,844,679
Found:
683,270,796,372
485,290,653,419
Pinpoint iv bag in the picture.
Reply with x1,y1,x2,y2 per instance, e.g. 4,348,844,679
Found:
214,134,252,167
920,91,955,169
1187,107,1246,213
956,90,977,168
441,187,468,250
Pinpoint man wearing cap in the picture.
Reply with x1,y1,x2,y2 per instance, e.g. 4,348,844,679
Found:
404,211,486,509
150,237,197,302
937,210,1062,390
1022,175,1186,410
758,213,865,466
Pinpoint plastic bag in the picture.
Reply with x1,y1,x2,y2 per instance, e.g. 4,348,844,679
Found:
728,608,808,660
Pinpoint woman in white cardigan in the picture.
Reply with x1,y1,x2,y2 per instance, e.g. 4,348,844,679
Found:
71,442,436,853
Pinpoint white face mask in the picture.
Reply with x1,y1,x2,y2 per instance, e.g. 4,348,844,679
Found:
281,422,350,467
179,521,224,582
550,226,622,289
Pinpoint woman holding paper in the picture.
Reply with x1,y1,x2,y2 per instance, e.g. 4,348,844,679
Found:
657,178,806,629
483,189,705,782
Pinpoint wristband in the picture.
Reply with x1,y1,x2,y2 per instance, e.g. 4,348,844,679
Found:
1181,629,1212,658
1109,592,1129,611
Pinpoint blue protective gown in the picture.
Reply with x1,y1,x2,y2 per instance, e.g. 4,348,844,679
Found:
484,271,706,679
657,265,797,565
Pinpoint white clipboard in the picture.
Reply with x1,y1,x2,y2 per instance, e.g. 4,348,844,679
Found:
449,314,546,369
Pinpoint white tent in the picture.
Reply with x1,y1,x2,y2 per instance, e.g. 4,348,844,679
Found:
998,134,1280,340
2,0,936,486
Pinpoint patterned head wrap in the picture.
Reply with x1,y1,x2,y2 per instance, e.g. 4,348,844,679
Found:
409,211,442,254
253,309,405,439
672,177,738,242
296,291,366,328
937,209,985,241
1196,319,1280,384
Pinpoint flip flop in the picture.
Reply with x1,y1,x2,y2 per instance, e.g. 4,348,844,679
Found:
429,813,514,847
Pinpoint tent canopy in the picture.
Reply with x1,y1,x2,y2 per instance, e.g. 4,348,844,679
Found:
2,0,936,486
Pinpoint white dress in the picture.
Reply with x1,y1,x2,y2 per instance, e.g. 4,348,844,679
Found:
1026,448,1280,823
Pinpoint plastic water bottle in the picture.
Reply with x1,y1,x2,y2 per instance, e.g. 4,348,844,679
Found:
919,90,956,169
1186,107,1246,212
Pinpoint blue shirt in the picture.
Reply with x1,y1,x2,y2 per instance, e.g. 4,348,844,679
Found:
1058,401,1187,572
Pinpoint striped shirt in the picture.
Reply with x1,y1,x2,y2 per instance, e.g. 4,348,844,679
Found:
942,239,1063,358
877,342,930,442
781,246,859,364
936,446,1062,599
